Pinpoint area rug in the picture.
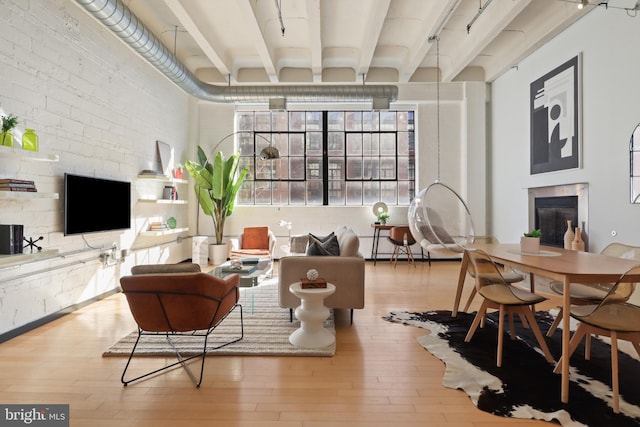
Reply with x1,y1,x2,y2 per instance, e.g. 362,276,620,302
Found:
383,310,640,427
104,280,335,357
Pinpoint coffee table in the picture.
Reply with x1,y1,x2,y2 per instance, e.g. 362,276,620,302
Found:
288,282,336,348
211,258,273,314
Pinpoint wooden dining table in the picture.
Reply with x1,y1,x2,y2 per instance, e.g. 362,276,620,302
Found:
453,243,640,404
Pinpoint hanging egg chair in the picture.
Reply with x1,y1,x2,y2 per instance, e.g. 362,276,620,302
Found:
408,181,475,259
407,36,475,262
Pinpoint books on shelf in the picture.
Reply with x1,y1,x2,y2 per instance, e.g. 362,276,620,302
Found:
0,179,37,192
149,221,168,231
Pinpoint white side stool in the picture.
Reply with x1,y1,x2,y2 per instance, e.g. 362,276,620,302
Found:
288,282,336,348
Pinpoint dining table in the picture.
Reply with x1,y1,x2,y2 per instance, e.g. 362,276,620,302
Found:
453,243,640,404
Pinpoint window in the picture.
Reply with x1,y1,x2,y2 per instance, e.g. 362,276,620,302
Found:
236,110,415,206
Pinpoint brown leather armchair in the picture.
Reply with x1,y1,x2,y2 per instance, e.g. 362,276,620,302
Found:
119,263,243,387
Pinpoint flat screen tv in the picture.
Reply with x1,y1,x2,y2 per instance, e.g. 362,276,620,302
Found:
64,173,131,236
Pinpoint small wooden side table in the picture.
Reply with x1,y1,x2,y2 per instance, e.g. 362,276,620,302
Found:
288,282,336,348
371,223,393,265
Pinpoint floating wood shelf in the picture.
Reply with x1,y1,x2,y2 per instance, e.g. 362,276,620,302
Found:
0,191,59,199
139,227,188,237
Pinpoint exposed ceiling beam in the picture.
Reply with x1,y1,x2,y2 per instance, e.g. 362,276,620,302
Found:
357,0,391,79
399,0,461,82
483,1,589,82
306,0,322,83
441,0,532,82
237,0,279,83
163,0,231,79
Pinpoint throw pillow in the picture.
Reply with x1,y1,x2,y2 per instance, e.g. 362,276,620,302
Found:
242,227,269,249
309,232,334,243
337,229,359,256
306,233,340,256
420,224,455,244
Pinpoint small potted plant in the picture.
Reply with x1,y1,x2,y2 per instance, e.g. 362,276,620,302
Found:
1,114,18,147
377,212,390,225
521,229,541,254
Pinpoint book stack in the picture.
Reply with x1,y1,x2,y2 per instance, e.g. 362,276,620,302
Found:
0,224,24,254
139,169,167,178
0,179,37,192
301,278,328,289
149,221,168,231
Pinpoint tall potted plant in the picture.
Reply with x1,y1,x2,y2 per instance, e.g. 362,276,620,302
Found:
186,146,248,263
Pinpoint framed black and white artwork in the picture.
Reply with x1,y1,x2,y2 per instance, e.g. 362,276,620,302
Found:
530,54,581,175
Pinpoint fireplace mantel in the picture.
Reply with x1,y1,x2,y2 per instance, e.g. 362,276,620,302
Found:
528,183,589,250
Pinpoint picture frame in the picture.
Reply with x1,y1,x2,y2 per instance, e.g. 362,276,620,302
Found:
530,54,581,175
156,140,173,177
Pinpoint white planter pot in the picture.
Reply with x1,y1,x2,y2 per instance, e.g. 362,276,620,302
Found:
209,243,227,265
520,236,540,254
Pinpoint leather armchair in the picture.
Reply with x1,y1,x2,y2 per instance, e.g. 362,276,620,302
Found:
119,264,243,386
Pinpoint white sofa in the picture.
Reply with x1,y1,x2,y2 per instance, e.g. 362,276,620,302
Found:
278,226,365,323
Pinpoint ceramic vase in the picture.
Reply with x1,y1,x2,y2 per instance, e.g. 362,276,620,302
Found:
0,131,13,147
571,227,585,251
563,220,575,250
21,129,38,151
520,236,540,254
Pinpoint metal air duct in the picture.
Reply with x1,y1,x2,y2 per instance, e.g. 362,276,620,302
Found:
73,0,398,104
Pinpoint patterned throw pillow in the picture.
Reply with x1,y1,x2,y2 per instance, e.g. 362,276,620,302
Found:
306,232,340,256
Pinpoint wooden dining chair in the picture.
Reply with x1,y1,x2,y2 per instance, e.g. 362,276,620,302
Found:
546,242,640,337
387,225,417,268
553,264,640,413
464,248,554,367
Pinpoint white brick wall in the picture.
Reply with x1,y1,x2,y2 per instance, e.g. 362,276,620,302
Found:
0,0,193,335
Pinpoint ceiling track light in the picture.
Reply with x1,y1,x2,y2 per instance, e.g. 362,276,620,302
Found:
578,0,589,9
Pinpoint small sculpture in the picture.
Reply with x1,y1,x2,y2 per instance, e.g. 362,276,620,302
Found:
306,269,319,280
230,260,243,270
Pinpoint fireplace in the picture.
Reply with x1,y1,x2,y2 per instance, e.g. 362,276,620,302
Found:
528,183,588,249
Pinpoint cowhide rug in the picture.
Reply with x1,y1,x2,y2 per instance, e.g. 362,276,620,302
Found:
383,310,640,427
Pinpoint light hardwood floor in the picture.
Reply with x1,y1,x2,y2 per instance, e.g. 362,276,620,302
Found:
0,259,560,427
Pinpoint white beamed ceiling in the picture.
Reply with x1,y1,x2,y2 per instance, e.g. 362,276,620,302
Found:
122,0,616,84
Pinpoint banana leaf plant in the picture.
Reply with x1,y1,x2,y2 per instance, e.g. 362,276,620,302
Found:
185,146,248,245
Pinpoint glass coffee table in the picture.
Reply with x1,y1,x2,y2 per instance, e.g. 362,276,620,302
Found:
211,258,273,313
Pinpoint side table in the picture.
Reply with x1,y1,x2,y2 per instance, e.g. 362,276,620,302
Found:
288,282,336,348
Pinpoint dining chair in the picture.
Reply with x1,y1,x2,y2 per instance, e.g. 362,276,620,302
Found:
459,236,526,313
546,242,640,337
387,225,417,268
553,264,640,413
464,248,554,367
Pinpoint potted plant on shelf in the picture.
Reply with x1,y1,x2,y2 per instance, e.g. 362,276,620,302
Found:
521,228,541,254
186,146,248,264
1,114,18,147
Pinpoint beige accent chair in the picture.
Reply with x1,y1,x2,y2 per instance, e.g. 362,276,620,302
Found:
464,249,554,367
546,242,640,337
228,226,277,260
553,264,640,413
278,226,364,324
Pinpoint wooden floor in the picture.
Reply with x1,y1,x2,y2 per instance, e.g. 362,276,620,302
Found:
0,259,561,427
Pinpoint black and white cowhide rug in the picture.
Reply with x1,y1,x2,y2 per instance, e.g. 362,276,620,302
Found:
383,310,640,427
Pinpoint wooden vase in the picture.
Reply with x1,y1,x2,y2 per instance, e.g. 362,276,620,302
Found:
563,220,574,250
571,227,585,251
